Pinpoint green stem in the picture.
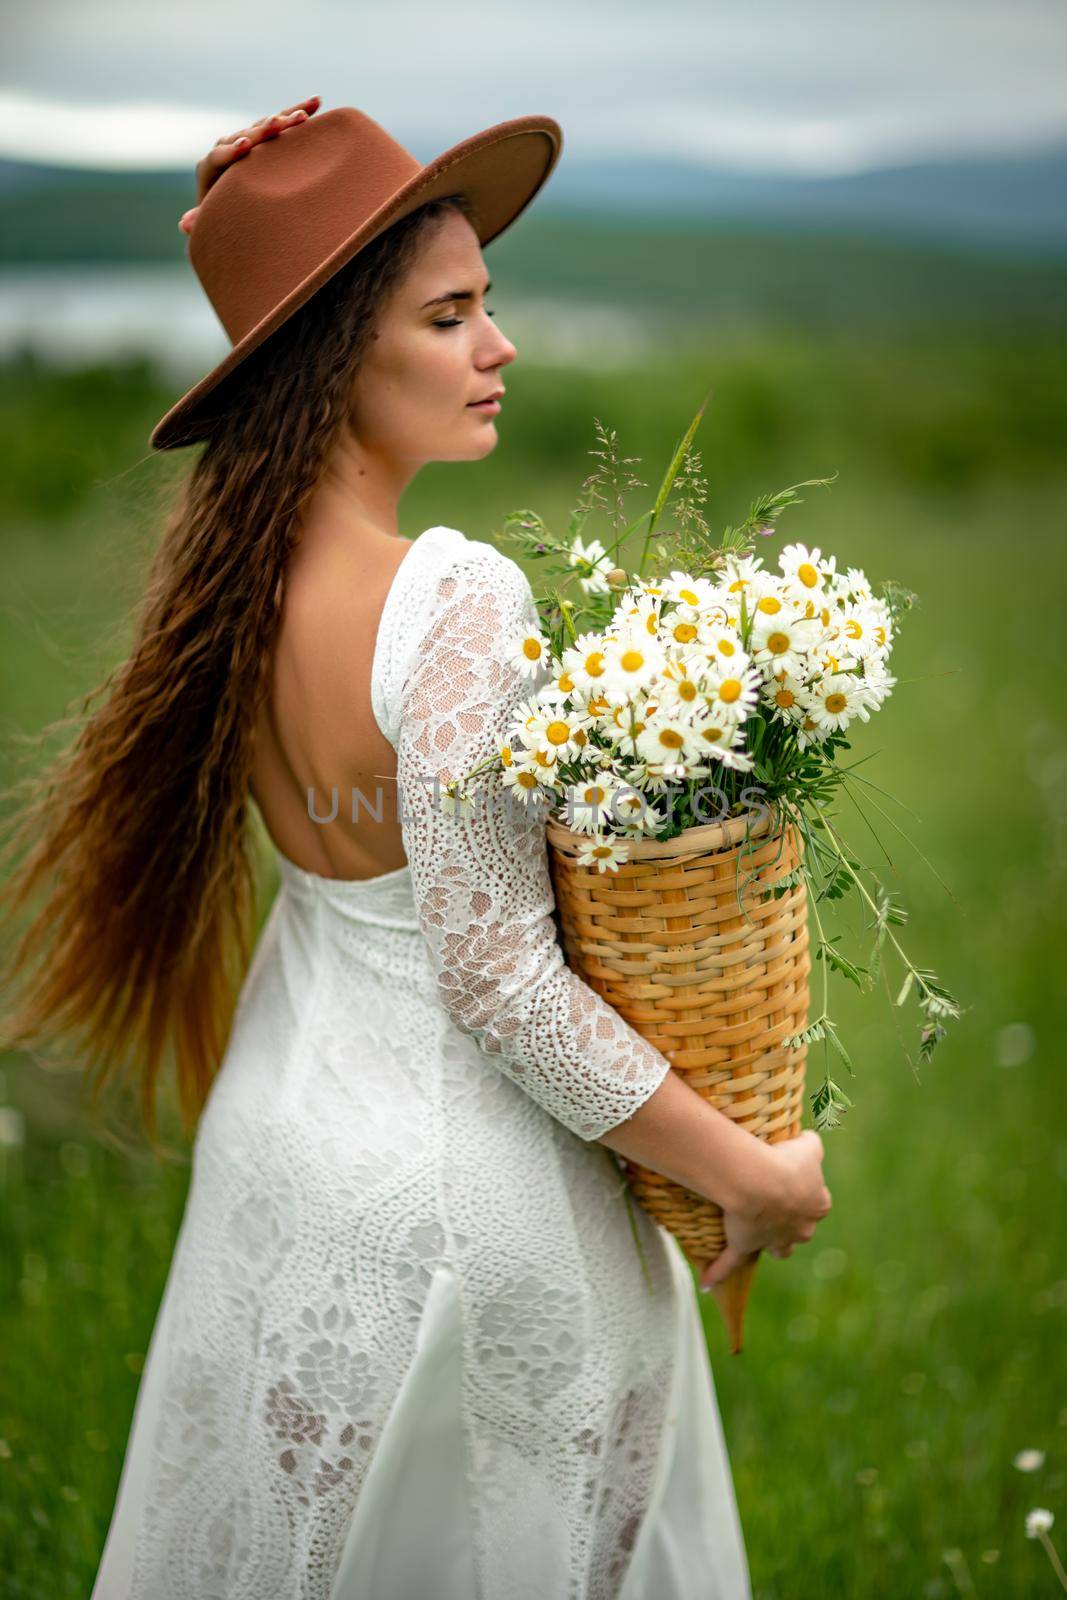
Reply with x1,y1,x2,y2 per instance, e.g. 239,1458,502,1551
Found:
809,798,914,976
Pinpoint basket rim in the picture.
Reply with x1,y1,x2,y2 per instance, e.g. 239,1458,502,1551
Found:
545,801,782,861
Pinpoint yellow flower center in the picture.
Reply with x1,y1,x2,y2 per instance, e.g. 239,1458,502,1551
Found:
798,562,819,588
673,622,697,644
658,728,685,749
585,651,605,677
546,720,571,745
728,578,748,593
677,680,698,701
701,726,724,743
767,632,790,655
620,649,645,673
719,679,742,703
678,587,699,606
775,689,795,708
592,845,613,860
825,692,848,714
583,785,607,805
522,637,542,660
501,744,514,766
874,626,886,647
718,639,736,656
558,671,575,692
517,769,539,789
757,596,782,614
845,619,863,640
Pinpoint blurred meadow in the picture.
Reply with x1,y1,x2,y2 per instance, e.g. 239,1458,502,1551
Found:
1,211,1065,1598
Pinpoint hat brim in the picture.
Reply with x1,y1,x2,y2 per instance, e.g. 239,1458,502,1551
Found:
150,113,561,451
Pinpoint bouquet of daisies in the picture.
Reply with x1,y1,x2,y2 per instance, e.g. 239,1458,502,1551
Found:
445,395,959,1132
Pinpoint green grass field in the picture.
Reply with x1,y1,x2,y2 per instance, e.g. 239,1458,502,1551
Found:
1,274,1065,1597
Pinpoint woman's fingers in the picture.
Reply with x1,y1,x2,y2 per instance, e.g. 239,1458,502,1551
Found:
189,96,321,208
699,1246,756,1290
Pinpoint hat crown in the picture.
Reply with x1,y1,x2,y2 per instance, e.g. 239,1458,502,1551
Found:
189,108,422,344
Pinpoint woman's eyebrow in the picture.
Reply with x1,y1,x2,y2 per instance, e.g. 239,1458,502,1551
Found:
420,280,492,309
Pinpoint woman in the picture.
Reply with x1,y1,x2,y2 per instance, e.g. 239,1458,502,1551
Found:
0,99,830,1598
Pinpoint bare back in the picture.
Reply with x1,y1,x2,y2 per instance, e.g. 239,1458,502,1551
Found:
248,526,415,881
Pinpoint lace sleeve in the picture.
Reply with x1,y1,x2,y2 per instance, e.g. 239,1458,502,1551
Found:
395,545,672,1142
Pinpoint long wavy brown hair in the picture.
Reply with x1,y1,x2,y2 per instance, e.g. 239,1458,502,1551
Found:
0,191,476,1154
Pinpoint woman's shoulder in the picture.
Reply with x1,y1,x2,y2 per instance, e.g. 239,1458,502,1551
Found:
426,526,533,604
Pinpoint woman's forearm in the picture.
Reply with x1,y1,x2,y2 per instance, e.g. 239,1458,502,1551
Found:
595,1065,780,1215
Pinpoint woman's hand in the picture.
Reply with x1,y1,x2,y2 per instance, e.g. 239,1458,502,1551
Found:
178,95,322,234
699,1128,832,1289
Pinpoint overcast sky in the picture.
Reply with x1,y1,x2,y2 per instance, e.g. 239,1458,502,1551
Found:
2,0,1065,177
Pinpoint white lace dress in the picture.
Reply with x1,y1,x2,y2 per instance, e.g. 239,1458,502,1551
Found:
90,524,752,1600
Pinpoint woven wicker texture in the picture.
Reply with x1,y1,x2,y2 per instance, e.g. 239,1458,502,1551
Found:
546,807,810,1267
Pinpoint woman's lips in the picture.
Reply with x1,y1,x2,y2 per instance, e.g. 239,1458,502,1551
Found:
467,399,501,413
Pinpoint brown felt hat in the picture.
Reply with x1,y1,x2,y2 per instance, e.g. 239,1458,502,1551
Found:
149,105,563,450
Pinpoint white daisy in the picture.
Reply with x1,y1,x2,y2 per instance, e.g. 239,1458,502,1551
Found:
611,785,665,834
860,656,896,706
568,534,614,595
562,776,618,833
661,607,704,651
763,672,807,726
560,631,614,695
796,713,833,751
635,714,701,773
864,599,894,658
509,622,550,680
509,694,549,749
657,660,705,717
601,627,666,702
703,664,761,724
519,705,585,760
750,612,823,679
689,712,754,771
1025,1508,1054,1538
700,622,746,666
500,756,555,803
611,592,664,640
719,552,764,599
536,667,579,706
439,777,475,818
839,566,874,605
747,572,793,621
779,542,835,595
664,570,720,611
803,672,872,732
837,605,885,658
576,834,631,873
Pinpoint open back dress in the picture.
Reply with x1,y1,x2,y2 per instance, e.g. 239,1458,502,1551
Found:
90,524,752,1600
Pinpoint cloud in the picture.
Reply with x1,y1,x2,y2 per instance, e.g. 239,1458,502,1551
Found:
2,0,1065,175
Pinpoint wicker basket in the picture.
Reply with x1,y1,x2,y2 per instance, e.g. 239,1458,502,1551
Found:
545,804,810,1352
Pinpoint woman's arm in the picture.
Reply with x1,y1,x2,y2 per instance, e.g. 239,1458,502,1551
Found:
594,1064,782,1213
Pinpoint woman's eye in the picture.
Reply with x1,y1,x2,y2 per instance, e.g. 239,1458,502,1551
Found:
433,310,496,328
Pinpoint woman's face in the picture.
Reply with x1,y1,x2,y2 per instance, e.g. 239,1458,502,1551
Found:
348,209,517,466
